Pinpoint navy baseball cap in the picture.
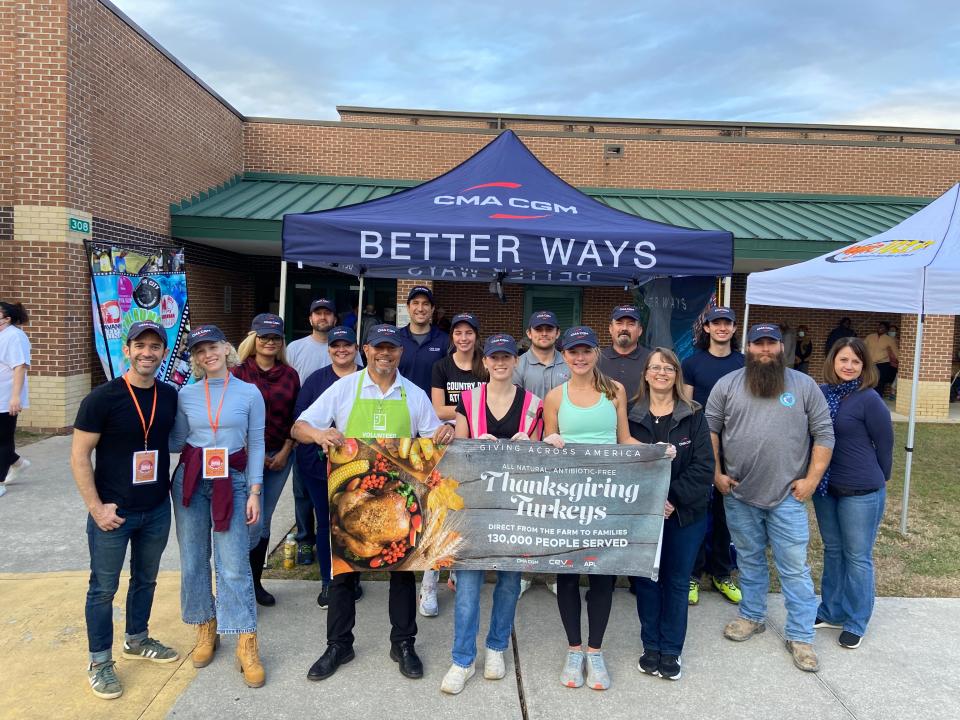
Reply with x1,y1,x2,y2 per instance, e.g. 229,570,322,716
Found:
126,320,167,346
561,326,599,350
483,333,519,356
309,298,336,313
186,324,227,350
251,313,284,337
406,286,434,304
328,326,357,345
610,305,641,321
365,324,403,347
704,307,736,323
747,323,782,343
450,312,479,331
528,310,559,329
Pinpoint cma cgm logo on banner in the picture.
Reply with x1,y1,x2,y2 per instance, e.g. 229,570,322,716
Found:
434,181,578,220
825,239,937,263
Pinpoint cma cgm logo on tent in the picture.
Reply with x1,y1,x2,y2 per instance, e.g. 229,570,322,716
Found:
433,182,578,220
825,239,937,263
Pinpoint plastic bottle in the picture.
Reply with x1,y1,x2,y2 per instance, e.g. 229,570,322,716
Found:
283,533,297,570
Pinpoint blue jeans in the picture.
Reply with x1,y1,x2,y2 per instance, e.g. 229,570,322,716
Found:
633,513,707,656
813,487,886,636
172,466,257,634
723,494,817,643
85,498,171,663
248,451,293,549
292,463,318,545
452,570,520,668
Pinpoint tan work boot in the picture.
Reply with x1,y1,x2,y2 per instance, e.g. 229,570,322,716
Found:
723,617,766,642
192,619,219,668
785,640,820,672
236,632,265,688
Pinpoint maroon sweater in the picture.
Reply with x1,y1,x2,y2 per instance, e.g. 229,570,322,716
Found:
232,358,300,453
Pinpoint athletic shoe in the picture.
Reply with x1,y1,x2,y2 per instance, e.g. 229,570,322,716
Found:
723,617,766,642
659,654,682,680
814,616,842,629
712,576,742,604
418,584,438,617
585,651,610,690
547,582,558,596
518,578,532,596
637,649,660,676
0,483,6,498
484,648,506,680
4,457,30,484
560,650,585,688
87,661,123,700
838,631,862,649
688,579,700,606
122,637,179,663
317,583,330,609
440,663,475,694
785,640,820,672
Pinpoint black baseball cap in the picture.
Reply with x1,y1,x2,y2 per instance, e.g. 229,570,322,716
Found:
310,298,336,313
747,323,782,343
610,305,641,321
328,326,357,345
561,326,599,350
126,320,167,346
186,324,227,350
704,307,736,323
406,286,434,304
365,324,403,347
483,333,519,356
527,310,559,329
450,312,479,331
251,313,284,337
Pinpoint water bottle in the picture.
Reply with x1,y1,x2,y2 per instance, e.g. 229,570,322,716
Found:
283,533,297,570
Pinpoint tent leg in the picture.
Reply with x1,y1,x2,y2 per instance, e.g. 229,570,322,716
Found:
278,260,288,320
355,274,365,345
741,303,750,348
900,312,924,536
722,275,732,307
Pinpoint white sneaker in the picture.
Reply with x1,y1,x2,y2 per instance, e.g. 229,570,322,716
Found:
0,483,6,497
518,579,532,596
418,578,439,617
440,663,475,694
547,582,558,596
484,648,506,680
4,458,30,484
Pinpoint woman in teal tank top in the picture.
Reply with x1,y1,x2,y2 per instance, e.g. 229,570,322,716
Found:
542,326,639,692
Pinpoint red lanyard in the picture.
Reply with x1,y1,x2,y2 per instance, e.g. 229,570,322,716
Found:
204,373,230,440
123,372,157,450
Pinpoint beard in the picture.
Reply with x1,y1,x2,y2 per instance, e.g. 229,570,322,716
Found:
745,352,786,398
615,332,634,349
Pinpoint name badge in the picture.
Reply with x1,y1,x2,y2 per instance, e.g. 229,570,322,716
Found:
373,413,387,432
132,450,159,485
203,447,229,479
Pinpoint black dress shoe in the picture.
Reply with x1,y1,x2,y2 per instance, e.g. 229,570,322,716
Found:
390,641,423,679
255,585,276,607
307,645,355,681
317,583,330,608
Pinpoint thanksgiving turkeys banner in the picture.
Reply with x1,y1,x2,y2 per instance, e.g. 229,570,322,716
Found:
327,438,672,580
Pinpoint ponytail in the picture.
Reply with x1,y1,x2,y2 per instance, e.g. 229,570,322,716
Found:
590,364,619,401
0,302,28,326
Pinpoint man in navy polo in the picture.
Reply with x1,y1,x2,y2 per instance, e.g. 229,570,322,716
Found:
397,286,449,396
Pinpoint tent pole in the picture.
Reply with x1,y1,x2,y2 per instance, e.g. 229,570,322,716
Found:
355,274,365,345
900,311,924,536
741,303,750,347
278,260,288,320
722,276,732,307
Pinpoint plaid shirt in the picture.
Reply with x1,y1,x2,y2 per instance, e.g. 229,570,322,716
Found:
232,358,300,452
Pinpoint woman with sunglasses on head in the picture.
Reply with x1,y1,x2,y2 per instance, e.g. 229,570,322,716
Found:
541,326,643,691
440,333,543,695
233,314,300,608
170,325,266,688
0,302,31,497
628,348,714,681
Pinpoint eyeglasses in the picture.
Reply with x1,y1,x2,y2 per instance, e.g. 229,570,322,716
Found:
647,365,677,375
257,336,282,344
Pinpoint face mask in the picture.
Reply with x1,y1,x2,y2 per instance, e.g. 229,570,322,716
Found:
888,331,897,338
797,331,805,338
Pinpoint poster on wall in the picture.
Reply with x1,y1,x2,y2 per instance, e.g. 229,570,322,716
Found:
635,276,716,361
326,438,671,579
86,242,193,387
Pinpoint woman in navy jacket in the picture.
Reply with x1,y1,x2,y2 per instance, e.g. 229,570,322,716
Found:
813,338,893,650
627,347,714,681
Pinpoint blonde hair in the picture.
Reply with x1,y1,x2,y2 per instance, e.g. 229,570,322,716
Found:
237,330,288,365
633,347,697,411
191,341,240,379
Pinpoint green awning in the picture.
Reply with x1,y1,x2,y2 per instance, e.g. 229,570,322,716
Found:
171,172,931,263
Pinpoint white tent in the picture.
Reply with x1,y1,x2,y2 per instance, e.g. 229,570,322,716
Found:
746,183,960,533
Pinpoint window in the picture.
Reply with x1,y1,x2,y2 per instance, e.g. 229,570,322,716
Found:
523,285,582,331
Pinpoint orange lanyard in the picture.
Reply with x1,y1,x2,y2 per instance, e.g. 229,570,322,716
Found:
123,372,157,450
204,373,230,442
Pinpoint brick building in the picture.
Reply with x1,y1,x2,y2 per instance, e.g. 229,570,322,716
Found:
1,0,957,430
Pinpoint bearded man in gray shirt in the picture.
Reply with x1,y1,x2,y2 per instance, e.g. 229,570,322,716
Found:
705,323,834,674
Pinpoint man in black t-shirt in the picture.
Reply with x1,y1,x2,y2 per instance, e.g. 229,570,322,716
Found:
72,321,180,700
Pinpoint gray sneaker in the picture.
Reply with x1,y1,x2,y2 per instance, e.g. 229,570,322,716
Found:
585,651,611,690
87,661,123,699
560,650,584,688
122,637,180,663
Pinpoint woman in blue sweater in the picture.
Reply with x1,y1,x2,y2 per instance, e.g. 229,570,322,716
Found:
814,338,893,649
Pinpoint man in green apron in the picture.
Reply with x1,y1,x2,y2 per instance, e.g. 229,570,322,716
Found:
293,324,455,682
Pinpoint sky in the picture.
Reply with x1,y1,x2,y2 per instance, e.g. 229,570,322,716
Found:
112,0,960,129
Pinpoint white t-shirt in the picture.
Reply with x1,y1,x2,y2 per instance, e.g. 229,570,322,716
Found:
0,325,30,413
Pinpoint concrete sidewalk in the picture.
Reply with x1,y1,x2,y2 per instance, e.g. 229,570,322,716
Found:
2,435,959,720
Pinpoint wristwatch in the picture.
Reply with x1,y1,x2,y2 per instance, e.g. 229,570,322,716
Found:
250,487,262,496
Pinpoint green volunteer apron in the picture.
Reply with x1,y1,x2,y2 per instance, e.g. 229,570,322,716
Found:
343,370,412,439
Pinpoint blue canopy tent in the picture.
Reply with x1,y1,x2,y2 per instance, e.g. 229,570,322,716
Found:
281,130,733,337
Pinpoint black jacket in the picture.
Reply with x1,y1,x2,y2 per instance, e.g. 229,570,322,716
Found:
628,398,715,527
